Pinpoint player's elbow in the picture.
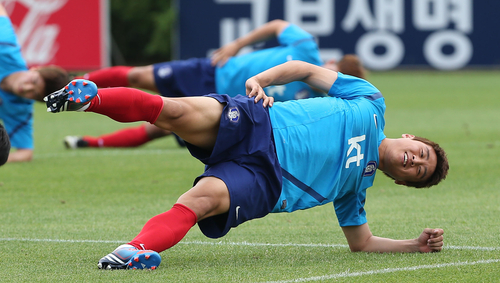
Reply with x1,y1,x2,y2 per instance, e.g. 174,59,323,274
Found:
268,19,290,34
346,236,374,252
347,243,367,252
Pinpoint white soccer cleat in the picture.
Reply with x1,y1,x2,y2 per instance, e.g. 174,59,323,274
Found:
63,136,88,149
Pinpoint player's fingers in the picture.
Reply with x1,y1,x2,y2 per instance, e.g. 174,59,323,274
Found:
246,85,258,97
428,235,444,244
257,93,267,105
423,228,443,236
428,240,444,252
218,57,229,67
262,96,274,107
430,246,443,252
253,91,264,102
210,51,225,65
432,228,444,236
210,56,219,66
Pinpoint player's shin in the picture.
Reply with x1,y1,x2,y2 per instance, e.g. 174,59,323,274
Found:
128,203,198,252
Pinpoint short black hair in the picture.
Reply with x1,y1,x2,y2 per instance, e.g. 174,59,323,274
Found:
0,123,11,166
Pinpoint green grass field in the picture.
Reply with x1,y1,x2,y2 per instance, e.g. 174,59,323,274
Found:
1,70,499,282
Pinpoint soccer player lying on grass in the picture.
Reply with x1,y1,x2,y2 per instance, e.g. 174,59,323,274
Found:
44,61,448,270
0,3,69,163
63,19,366,150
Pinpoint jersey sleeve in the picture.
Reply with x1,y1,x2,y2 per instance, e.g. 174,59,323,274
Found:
0,16,27,81
0,16,33,149
277,24,315,46
333,189,367,227
0,109,34,150
0,16,19,47
328,73,382,100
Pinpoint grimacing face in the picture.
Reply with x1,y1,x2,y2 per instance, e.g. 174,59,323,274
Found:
382,134,437,185
12,70,45,101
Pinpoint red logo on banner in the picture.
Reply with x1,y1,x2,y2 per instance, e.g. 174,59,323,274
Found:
3,0,109,71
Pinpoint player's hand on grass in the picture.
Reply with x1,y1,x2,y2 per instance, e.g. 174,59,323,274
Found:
245,77,274,107
211,41,241,67
417,228,444,253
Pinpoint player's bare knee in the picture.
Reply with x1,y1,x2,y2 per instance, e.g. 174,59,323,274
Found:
177,194,217,221
127,68,141,86
127,66,153,88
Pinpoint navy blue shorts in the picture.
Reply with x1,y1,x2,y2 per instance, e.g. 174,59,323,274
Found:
186,94,282,239
153,58,216,97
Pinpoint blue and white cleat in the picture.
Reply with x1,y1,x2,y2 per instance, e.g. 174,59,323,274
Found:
44,79,98,113
97,244,161,270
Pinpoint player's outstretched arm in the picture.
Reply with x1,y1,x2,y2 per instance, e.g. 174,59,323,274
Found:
211,19,290,67
341,223,444,253
246,61,338,103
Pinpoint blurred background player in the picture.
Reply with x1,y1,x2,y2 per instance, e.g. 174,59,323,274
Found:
63,19,366,149
45,60,448,269
0,3,69,162
0,123,10,166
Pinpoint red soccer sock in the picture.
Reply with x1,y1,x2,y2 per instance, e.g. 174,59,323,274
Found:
86,87,164,124
128,203,198,252
77,66,132,88
82,124,151,147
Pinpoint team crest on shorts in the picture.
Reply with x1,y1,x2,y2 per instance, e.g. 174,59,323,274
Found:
157,66,172,78
227,107,240,123
363,161,377,177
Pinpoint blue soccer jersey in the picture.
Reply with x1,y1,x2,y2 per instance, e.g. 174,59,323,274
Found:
0,16,34,150
215,24,324,101
269,73,386,227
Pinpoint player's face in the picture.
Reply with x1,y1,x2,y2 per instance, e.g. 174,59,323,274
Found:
13,70,45,101
383,134,437,184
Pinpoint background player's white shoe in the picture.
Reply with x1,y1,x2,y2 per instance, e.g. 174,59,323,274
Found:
63,136,88,149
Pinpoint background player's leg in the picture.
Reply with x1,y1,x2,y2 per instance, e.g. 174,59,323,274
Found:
78,66,133,88
84,124,155,147
127,65,159,92
78,123,170,148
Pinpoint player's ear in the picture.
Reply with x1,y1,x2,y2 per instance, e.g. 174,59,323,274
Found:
401,134,415,139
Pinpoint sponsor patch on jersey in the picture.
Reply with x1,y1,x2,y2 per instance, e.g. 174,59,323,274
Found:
363,161,377,177
227,107,240,123
295,89,310,100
